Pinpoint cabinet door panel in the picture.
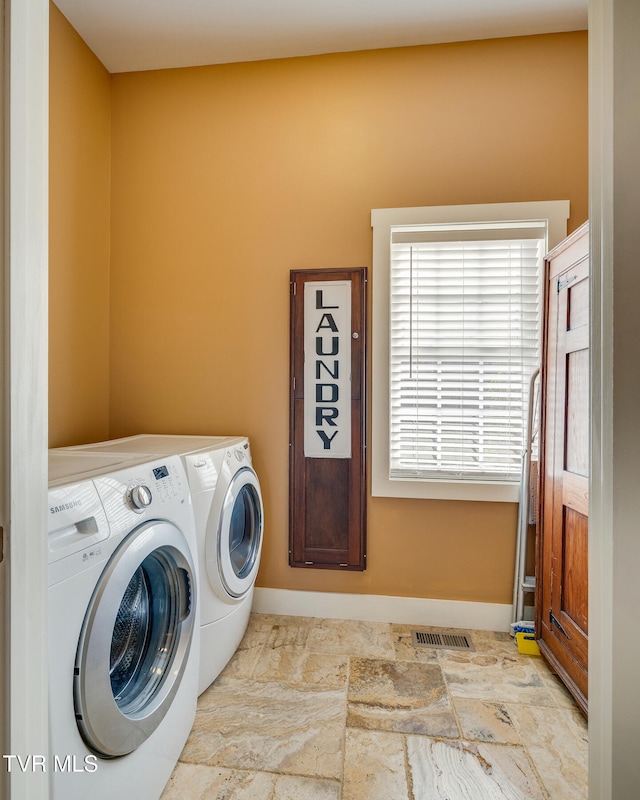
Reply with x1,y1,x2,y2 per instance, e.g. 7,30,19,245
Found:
565,348,589,476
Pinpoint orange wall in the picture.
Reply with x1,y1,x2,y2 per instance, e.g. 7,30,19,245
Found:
108,33,588,604
49,3,111,447
50,22,588,605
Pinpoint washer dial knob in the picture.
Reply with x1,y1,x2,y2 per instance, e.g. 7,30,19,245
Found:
127,484,152,512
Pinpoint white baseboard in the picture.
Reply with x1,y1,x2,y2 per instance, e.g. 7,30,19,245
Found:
252,587,512,632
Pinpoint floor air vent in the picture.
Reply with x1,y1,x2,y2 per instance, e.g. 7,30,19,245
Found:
410,631,475,651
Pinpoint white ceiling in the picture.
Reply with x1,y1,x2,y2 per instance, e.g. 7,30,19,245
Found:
54,0,588,75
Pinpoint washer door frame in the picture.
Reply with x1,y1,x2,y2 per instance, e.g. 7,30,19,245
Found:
213,466,264,599
74,520,196,757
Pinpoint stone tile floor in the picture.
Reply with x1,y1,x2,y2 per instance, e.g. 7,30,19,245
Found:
161,614,588,799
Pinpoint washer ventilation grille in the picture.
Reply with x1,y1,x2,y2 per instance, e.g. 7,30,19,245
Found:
410,631,475,651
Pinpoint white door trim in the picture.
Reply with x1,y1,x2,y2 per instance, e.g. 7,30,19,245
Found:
589,0,640,797
3,1,50,798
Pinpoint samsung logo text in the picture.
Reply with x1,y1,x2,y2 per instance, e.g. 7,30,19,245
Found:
50,500,83,515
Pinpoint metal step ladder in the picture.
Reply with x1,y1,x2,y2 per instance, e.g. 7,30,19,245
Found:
511,368,540,631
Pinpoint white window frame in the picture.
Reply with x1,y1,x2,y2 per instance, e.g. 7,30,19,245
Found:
371,200,569,502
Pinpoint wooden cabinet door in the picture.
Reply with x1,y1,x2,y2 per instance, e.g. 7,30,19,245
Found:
538,223,589,715
289,267,367,570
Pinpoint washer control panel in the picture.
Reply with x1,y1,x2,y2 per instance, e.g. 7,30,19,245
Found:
124,461,185,506
147,461,184,503
93,455,191,538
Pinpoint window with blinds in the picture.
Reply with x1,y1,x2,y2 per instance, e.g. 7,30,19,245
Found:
372,201,568,502
388,221,544,483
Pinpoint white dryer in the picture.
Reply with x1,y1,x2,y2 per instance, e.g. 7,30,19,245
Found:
47,451,199,800
55,434,264,695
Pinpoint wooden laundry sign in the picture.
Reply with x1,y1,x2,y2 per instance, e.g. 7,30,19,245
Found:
289,268,367,570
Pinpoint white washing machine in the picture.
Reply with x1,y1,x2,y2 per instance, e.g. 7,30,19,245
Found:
47,451,199,800
55,434,264,695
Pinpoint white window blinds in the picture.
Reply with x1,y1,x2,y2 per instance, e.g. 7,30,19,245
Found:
389,220,544,483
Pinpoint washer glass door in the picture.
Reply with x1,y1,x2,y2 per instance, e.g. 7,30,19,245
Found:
75,521,196,757
218,467,263,598
110,549,184,713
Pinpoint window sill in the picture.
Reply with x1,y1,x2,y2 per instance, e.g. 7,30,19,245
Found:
371,470,520,503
